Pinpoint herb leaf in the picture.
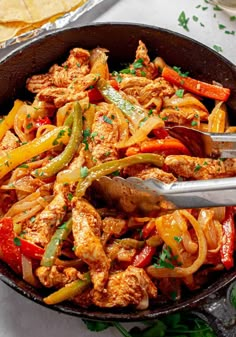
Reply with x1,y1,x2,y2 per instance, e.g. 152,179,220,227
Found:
178,11,190,31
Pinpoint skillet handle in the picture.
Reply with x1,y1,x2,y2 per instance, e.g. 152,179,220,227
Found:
195,281,236,337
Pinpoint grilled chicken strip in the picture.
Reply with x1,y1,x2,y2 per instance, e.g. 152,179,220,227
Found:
72,198,111,292
0,130,19,156
36,266,80,288
133,40,158,79
123,164,177,184
92,265,157,310
165,155,236,179
89,103,121,164
26,48,90,93
24,191,67,247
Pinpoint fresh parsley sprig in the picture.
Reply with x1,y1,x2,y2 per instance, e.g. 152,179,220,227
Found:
83,312,217,337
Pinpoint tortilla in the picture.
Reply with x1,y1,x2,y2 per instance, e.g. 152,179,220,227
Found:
0,22,29,42
0,0,88,43
0,0,87,23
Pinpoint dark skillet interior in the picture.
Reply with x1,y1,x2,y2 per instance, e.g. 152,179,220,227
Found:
0,23,236,321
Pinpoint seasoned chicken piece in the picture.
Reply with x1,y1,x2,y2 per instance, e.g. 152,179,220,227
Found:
89,103,120,164
119,76,152,90
138,78,175,103
122,77,174,109
72,198,110,292
102,217,127,244
0,130,19,156
105,242,137,264
92,266,157,310
36,266,79,288
36,86,87,108
73,288,93,308
26,48,90,93
26,73,54,93
165,155,236,180
133,40,158,79
102,217,127,237
24,192,67,247
62,47,90,71
123,164,177,184
36,73,100,108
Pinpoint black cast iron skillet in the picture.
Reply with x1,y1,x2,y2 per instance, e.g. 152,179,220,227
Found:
0,23,236,332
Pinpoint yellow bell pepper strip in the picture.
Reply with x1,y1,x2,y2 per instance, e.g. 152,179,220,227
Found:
41,218,72,267
0,99,24,142
32,102,82,179
76,153,164,197
97,78,148,133
89,47,109,79
162,66,231,102
0,126,70,180
146,210,207,278
43,272,91,305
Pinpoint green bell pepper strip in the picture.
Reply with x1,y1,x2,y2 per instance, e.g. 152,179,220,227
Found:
40,218,72,267
76,153,164,197
32,102,83,178
43,272,91,305
116,238,145,249
97,78,147,133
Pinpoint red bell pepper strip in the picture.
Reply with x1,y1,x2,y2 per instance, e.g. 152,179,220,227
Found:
0,217,22,274
35,117,51,128
220,206,235,270
19,238,44,260
162,66,230,102
152,127,169,139
142,221,156,239
132,245,156,268
88,87,104,103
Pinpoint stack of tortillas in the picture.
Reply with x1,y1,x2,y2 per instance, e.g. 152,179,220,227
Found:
0,0,87,43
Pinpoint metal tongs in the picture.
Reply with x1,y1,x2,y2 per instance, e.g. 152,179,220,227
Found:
96,127,236,212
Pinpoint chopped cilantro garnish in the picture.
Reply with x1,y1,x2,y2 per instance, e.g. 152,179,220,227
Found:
18,164,29,168
67,193,73,201
178,11,190,31
173,66,189,77
174,236,182,243
13,237,21,246
213,44,223,52
90,131,98,139
194,164,202,172
219,24,226,29
133,58,144,69
175,89,184,98
103,115,113,124
26,122,33,129
53,129,66,146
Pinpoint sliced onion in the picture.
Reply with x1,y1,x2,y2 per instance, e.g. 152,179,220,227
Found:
147,210,207,278
21,254,39,287
115,115,164,149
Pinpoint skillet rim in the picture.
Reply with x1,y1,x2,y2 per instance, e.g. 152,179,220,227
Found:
0,22,236,321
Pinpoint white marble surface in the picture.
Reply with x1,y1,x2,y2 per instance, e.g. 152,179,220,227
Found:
0,1,235,337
